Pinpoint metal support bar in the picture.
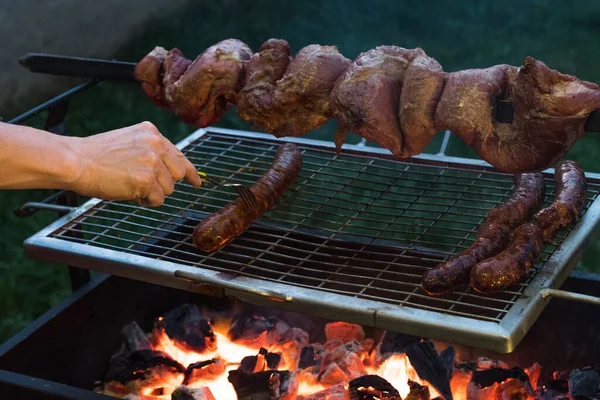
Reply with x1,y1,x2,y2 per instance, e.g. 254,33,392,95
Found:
540,288,600,307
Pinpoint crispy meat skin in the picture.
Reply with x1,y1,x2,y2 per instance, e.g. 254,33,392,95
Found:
469,223,544,293
470,161,586,293
237,41,350,137
480,58,600,172
330,46,421,157
135,39,600,173
421,222,510,295
487,173,546,228
399,53,446,155
421,172,545,295
193,143,302,252
534,160,587,242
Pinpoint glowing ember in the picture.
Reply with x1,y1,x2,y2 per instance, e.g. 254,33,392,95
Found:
98,305,550,400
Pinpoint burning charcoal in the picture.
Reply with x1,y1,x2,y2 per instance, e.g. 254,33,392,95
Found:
123,321,154,351
404,339,453,400
154,304,216,354
318,362,349,385
439,346,456,379
227,312,280,346
171,386,216,400
296,382,346,400
324,339,344,351
377,330,421,358
105,349,186,383
475,357,509,371
569,369,600,399
123,395,156,400
182,358,226,385
228,370,298,400
471,366,533,394
526,363,542,391
468,366,536,400
346,375,401,400
280,327,309,347
239,348,282,373
405,380,431,400
450,364,473,400
338,352,367,380
325,322,365,343
298,346,319,370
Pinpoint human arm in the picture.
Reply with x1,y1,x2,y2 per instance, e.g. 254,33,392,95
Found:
0,120,202,206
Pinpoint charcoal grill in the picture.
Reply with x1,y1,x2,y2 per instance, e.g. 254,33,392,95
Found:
20,122,600,354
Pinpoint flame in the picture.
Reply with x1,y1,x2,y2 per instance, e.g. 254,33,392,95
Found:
102,316,538,400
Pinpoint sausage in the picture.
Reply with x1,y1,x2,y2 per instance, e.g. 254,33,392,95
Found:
193,143,302,252
421,172,545,295
486,173,546,229
421,222,511,295
469,160,587,293
469,223,544,293
533,160,587,242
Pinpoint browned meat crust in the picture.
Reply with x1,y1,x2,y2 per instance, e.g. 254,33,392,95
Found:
470,160,587,294
534,160,587,242
469,223,544,293
193,143,302,252
421,173,545,295
135,39,600,173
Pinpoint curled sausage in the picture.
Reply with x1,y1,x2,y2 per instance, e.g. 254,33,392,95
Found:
469,223,544,293
534,160,587,242
193,143,302,252
422,222,510,295
486,173,546,228
421,172,545,295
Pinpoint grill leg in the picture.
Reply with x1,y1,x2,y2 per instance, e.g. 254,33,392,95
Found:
44,101,91,291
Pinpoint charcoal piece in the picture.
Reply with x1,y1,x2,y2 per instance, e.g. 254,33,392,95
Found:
471,366,533,394
325,322,365,343
228,370,298,400
439,346,456,379
266,352,282,370
239,348,282,374
123,321,153,351
105,349,186,383
227,312,279,343
569,369,600,399
346,375,401,400
172,386,216,400
378,330,420,355
318,362,348,385
298,346,319,369
154,304,216,353
181,358,226,385
296,382,346,400
405,380,430,400
405,339,453,400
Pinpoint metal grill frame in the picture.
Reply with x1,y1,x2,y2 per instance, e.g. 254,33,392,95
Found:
22,127,600,353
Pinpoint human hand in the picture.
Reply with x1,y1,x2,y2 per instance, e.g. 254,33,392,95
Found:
69,121,202,206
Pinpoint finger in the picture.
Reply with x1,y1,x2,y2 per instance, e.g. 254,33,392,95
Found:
155,163,176,196
163,144,202,188
142,181,166,207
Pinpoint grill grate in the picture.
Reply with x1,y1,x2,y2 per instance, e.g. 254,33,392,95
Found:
26,127,600,352
50,131,599,319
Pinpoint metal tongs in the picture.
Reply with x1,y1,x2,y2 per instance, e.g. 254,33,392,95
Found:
197,171,259,210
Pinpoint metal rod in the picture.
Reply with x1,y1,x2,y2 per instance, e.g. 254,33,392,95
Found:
15,53,600,132
540,288,600,306
14,202,75,215
7,80,98,125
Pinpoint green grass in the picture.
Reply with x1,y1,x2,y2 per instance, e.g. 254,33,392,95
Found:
2,0,600,343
